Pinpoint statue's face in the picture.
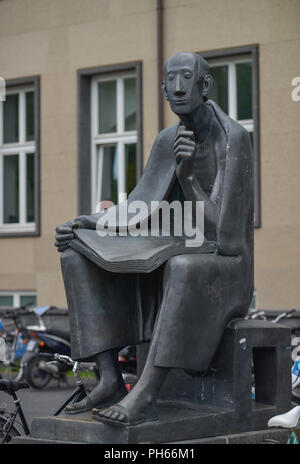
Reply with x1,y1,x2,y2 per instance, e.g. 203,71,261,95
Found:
163,53,204,115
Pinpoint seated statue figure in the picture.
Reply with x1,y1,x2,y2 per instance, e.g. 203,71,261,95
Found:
55,52,253,426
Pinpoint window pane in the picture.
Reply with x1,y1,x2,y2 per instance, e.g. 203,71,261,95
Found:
209,65,228,114
124,78,137,131
4,154,19,223
125,144,136,195
26,153,35,222
98,81,117,134
20,295,36,307
236,62,252,120
3,93,19,143
0,295,13,307
98,145,118,204
26,91,35,141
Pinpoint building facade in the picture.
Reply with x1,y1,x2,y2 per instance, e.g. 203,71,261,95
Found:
0,0,299,309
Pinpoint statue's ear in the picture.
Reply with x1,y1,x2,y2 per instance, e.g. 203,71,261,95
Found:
202,74,213,97
161,81,169,101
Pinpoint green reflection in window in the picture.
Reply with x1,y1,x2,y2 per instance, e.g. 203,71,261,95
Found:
125,144,136,195
209,66,228,114
26,153,35,222
236,62,252,120
20,295,36,307
0,295,13,307
99,145,118,204
4,154,19,223
124,78,137,131
98,81,117,134
3,94,19,144
26,91,35,141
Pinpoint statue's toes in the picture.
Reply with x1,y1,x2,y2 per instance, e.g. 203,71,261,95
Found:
94,405,129,425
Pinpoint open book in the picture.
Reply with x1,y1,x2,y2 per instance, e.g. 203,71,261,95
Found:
70,229,217,273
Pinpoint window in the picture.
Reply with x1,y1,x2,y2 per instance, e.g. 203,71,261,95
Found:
209,56,253,136
91,73,138,211
201,46,260,227
77,62,143,216
0,291,37,308
0,77,40,236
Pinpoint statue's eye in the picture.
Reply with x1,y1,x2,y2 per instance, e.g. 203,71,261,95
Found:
184,73,192,79
168,74,175,81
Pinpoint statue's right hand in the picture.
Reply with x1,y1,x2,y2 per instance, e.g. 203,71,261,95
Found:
55,220,77,253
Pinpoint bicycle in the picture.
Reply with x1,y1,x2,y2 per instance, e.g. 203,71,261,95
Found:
0,379,30,443
51,354,92,415
0,354,96,443
0,305,39,381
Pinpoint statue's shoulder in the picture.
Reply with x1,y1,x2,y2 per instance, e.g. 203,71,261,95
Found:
154,123,179,146
208,100,251,147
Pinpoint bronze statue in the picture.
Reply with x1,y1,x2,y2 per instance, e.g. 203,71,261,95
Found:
55,52,253,426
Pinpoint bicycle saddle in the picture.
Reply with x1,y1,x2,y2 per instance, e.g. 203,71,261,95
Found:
0,379,29,394
268,406,300,428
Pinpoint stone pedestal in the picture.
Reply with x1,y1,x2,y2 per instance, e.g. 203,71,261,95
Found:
13,320,292,444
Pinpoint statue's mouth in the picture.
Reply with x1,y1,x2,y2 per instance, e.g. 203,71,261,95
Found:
173,99,188,105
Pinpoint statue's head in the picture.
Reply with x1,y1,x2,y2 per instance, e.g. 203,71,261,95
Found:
162,52,213,116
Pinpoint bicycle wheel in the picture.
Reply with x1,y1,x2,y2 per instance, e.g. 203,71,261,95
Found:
25,355,51,389
0,416,21,444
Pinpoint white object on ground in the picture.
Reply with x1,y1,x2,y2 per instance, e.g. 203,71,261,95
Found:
268,406,300,429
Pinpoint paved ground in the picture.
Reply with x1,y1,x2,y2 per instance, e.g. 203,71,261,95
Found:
0,378,76,431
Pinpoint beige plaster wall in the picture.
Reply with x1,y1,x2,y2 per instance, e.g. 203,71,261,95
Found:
0,0,299,309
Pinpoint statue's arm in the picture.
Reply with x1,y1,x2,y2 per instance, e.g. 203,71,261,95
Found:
216,127,253,256
175,124,253,256
174,125,219,232
177,172,218,230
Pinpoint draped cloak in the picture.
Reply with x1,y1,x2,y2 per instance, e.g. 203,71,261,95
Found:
61,100,254,371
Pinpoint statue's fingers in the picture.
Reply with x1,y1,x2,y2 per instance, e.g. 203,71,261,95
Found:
175,127,194,139
174,137,195,150
57,244,69,253
56,225,73,234
55,233,74,241
177,124,186,133
55,239,71,248
175,152,193,163
174,145,194,157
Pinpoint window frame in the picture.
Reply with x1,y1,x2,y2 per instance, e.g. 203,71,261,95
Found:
0,76,40,237
91,72,138,211
77,62,143,216
200,45,261,228
0,290,37,308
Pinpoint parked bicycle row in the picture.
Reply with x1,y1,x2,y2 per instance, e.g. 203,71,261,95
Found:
0,304,137,390
1,305,300,444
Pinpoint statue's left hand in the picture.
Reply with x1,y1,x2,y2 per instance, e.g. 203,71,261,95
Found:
174,125,196,181
55,219,76,253
55,215,97,253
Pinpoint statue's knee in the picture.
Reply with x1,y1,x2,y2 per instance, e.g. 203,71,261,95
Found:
60,247,80,266
166,255,192,277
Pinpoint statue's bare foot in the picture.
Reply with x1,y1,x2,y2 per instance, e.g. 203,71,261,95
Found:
65,379,127,415
92,390,158,426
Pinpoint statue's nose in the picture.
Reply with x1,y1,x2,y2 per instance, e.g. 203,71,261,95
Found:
174,75,185,95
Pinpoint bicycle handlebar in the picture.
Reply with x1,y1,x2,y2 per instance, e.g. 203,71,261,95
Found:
54,353,74,365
